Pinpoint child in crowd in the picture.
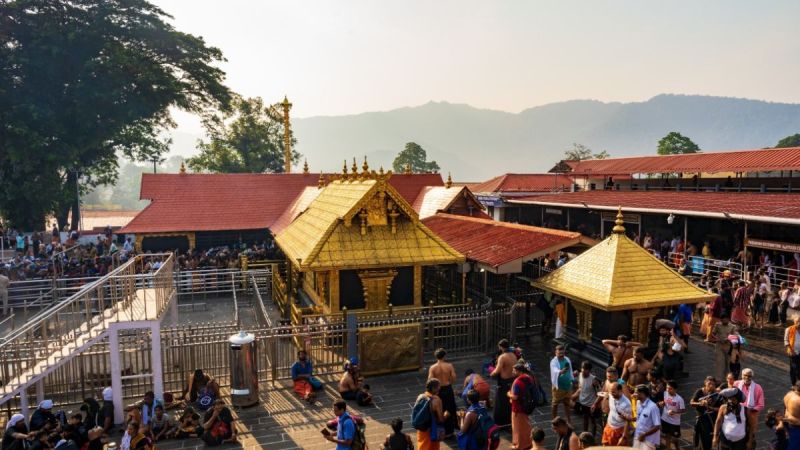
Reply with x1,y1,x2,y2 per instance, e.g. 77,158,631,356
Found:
660,381,686,450
382,418,413,450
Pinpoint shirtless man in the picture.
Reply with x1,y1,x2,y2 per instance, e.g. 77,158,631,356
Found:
428,348,457,437
489,339,517,428
783,382,800,443
594,366,620,415
621,348,652,393
602,335,642,373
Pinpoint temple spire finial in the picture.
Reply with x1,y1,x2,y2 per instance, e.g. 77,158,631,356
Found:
362,156,369,175
446,172,453,188
179,161,186,174
351,158,358,177
342,160,348,177
303,159,309,174
404,163,412,174
318,173,325,189
612,206,626,234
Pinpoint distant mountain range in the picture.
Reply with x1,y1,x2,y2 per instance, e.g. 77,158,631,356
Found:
288,94,800,181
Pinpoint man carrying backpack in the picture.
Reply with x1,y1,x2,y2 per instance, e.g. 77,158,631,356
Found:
412,378,449,450
509,362,535,450
321,401,355,450
457,389,500,450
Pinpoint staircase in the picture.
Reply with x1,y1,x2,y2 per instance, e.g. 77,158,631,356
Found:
0,253,175,406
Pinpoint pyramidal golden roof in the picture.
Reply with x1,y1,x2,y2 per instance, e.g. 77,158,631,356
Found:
275,169,464,270
532,208,714,311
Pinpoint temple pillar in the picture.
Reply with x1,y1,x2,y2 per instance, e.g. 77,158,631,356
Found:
413,265,422,306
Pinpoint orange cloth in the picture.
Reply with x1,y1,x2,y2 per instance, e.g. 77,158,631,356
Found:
473,377,490,402
417,430,440,450
293,380,312,399
789,325,798,351
511,411,532,450
602,424,627,446
555,303,566,325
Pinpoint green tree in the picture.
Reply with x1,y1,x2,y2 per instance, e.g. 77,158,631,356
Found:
0,0,231,230
657,132,700,155
563,143,610,160
187,97,299,173
392,142,440,173
775,133,800,148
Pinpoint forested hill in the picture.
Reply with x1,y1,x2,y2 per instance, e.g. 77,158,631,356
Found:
291,94,800,180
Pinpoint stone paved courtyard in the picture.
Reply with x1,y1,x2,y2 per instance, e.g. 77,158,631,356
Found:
150,333,789,450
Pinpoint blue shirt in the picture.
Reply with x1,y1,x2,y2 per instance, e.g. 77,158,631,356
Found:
634,398,661,446
336,412,355,450
678,304,693,323
290,360,313,380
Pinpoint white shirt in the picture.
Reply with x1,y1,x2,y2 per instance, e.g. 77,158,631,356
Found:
660,391,684,425
549,356,574,389
634,398,661,446
577,373,598,407
608,394,632,429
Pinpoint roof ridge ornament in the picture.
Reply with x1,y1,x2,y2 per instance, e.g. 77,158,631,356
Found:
362,156,369,175
446,172,453,188
351,158,358,182
179,161,186,174
612,206,625,234
404,163,412,174
318,173,326,189
303,159,309,174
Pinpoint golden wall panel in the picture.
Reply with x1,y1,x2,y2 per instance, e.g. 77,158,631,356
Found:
358,323,421,376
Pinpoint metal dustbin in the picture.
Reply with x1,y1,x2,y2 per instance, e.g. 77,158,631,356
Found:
229,331,259,407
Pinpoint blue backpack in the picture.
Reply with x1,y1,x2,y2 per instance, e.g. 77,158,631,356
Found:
411,395,432,431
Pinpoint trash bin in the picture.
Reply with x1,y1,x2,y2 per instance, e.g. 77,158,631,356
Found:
229,331,259,407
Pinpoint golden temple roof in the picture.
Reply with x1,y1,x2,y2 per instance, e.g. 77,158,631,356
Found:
532,208,714,311
275,172,464,270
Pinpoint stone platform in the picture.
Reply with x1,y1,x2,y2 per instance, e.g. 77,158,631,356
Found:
148,334,789,450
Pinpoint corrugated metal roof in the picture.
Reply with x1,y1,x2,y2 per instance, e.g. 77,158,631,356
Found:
470,173,575,194
508,190,800,224
565,147,800,176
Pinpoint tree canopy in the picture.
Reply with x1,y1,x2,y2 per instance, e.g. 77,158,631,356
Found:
563,143,610,161
187,97,299,173
775,133,800,148
0,0,231,229
657,132,700,155
391,142,440,173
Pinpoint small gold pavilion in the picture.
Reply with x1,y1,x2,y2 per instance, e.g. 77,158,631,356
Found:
273,160,465,321
533,207,714,347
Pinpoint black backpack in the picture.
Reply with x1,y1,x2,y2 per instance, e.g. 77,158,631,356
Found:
520,375,545,414
340,415,367,450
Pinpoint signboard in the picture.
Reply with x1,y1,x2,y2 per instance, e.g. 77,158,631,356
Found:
476,195,504,207
601,212,640,224
746,238,800,254
545,208,562,215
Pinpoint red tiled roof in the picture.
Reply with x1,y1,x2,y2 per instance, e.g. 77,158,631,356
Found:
421,213,592,271
470,173,575,194
565,147,800,176
122,172,447,234
508,190,800,224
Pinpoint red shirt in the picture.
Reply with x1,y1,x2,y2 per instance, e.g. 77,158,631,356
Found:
511,374,533,413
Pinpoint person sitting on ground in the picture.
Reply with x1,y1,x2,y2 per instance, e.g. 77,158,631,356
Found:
3,414,29,450
171,407,201,439
291,350,323,402
339,357,373,406
461,368,491,407
125,392,160,430
79,398,101,431
201,400,237,446
149,405,175,442
383,418,413,450
120,422,151,450
179,369,220,411
29,400,58,432
63,414,86,448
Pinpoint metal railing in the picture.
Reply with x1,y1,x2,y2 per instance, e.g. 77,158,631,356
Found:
0,253,175,404
251,273,273,328
665,252,744,280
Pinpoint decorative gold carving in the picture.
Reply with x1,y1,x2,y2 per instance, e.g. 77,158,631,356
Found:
318,173,326,189
366,191,388,227
612,206,626,234
631,308,659,345
358,269,398,310
413,265,422,306
329,270,339,311
281,96,293,174
446,172,453,188
359,209,368,235
362,156,369,175
351,158,358,181
571,300,593,342
388,200,399,234
358,323,421,376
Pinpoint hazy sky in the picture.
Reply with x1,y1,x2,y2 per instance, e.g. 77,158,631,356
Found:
153,0,800,133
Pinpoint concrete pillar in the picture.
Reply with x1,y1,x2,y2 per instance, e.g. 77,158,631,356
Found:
150,323,164,402
109,328,124,424
19,390,29,419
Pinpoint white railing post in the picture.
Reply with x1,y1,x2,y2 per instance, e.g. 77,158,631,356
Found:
150,324,164,402
109,327,124,424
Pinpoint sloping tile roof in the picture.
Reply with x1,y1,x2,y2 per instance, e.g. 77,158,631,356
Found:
508,190,800,225
532,213,714,311
564,147,800,176
421,213,593,270
470,173,575,194
123,173,320,233
122,172,445,234
275,178,463,270
269,186,324,235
